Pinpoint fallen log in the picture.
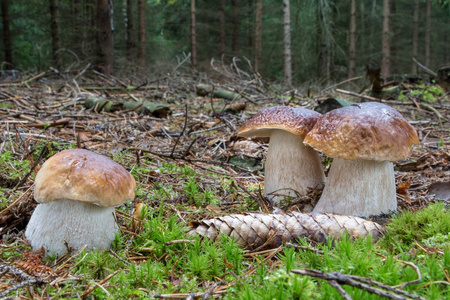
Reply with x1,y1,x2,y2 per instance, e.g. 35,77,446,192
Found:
188,212,385,250
196,84,242,101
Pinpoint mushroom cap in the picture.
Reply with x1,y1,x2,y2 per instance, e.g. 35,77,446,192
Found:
303,102,420,161
34,149,136,207
237,106,322,139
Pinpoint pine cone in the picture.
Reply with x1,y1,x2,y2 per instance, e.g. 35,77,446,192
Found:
188,212,385,250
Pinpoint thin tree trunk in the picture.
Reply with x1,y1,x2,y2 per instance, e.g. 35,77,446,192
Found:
348,0,356,79
411,0,419,74
446,32,450,63
317,0,331,83
282,0,292,85
84,1,96,57
359,1,365,63
219,0,226,56
190,0,197,70
254,0,262,73
425,0,431,67
390,0,396,74
96,0,114,75
232,0,239,54
369,1,377,58
248,0,253,53
71,0,82,56
1,0,13,68
126,0,136,64
381,0,390,78
50,0,62,69
138,0,146,68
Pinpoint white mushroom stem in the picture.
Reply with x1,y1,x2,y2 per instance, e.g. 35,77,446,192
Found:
313,158,396,217
265,130,325,205
25,199,118,256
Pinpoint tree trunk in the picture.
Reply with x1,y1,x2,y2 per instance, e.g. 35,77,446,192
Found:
84,1,96,57
248,0,253,53
50,0,62,69
70,0,82,56
138,0,146,68
1,0,13,68
369,1,377,58
411,0,419,74
96,0,114,75
282,0,292,85
359,1,365,60
348,0,356,79
381,0,390,79
425,0,431,68
254,0,262,73
190,0,197,70
446,32,450,63
126,0,136,64
219,0,226,57
232,0,239,54
389,0,396,74
317,0,331,83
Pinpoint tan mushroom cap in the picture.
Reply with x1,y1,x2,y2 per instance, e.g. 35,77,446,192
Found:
237,106,322,139
303,102,420,161
34,149,136,207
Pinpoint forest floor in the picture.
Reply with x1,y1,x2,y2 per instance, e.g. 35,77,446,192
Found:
0,68,449,299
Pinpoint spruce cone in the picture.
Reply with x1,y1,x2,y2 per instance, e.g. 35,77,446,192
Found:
188,212,385,250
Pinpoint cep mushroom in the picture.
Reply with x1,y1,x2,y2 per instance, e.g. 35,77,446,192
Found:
25,149,136,256
304,102,420,217
237,106,325,205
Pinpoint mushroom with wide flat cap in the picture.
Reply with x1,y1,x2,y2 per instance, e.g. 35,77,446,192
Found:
237,106,326,205
304,102,420,217
25,149,136,256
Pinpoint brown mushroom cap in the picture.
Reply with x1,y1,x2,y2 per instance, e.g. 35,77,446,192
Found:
34,149,136,207
237,106,322,139
303,102,420,161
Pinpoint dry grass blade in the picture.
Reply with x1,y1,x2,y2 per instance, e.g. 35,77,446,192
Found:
80,269,121,299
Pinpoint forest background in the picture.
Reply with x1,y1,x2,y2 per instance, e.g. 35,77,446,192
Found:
1,0,449,86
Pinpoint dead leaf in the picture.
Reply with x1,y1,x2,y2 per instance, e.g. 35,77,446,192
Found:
427,181,450,201
397,180,411,195
206,204,222,214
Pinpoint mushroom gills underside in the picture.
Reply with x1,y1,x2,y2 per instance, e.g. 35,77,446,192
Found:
265,130,325,205
25,199,118,256
313,158,396,218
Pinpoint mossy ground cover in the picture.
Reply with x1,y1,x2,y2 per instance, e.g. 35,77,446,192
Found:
3,198,450,299
0,76,449,299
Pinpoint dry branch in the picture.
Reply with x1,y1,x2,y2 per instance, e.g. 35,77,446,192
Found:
0,263,46,298
292,268,425,300
188,212,385,249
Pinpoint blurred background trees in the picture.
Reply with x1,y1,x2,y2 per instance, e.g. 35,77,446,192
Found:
0,0,449,85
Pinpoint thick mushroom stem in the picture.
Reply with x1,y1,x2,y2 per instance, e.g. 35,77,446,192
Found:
25,199,118,256
265,130,325,205
313,158,396,217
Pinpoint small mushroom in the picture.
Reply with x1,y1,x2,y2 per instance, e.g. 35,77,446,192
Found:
237,106,325,205
304,102,420,217
25,149,136,256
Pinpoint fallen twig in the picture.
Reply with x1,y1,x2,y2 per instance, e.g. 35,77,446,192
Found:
335,89,414,105
80,269,121,299
170,104,188,158
202,281,226,300
412,58,437,77
285,242,325,255
291,268,425,300
0,263,45,299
